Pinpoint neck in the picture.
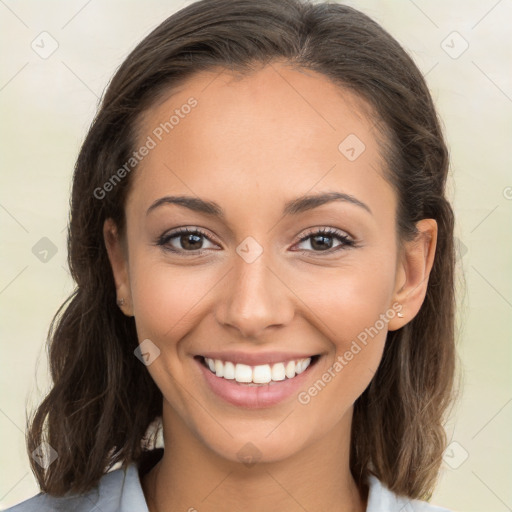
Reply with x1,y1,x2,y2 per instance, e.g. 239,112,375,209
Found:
142,403,367,512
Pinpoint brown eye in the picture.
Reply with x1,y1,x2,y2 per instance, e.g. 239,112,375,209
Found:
178,231,204,250
294,228,355,253
156,227,218,254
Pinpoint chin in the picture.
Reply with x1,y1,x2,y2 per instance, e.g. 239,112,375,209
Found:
203,429,310,467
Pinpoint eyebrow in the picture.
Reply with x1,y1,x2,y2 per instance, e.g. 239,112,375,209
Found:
146,191,372,218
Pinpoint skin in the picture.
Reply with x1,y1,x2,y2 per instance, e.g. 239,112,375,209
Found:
104,61,437,512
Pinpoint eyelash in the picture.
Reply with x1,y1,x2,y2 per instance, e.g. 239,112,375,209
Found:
155,226,356,256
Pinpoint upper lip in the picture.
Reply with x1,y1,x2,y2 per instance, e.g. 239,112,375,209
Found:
197,351,318,366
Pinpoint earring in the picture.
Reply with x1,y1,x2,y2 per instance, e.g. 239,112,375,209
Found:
397,304,404,318
116,298,125,307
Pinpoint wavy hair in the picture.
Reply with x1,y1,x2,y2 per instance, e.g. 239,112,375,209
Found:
26,0,459,501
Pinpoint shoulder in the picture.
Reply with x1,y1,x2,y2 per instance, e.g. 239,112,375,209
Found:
3,464,148,512
366,474,453,512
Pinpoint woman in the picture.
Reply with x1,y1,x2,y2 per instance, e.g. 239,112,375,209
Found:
7,0,458,510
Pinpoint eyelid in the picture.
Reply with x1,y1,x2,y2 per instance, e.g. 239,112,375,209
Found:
296,225,352,242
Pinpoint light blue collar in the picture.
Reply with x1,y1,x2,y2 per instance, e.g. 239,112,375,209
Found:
6,462,452,511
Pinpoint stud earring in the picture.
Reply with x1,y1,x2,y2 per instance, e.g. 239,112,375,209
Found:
397,305,404,318
116,298,125,307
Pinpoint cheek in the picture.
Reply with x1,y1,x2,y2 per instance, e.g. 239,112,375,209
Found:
292,258,395,400
129,256,217,342
294,255,396,346
127,256,217,409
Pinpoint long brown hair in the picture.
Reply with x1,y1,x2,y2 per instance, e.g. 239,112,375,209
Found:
26,0,459,501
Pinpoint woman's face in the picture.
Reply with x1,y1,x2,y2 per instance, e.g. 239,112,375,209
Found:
105,62,435,464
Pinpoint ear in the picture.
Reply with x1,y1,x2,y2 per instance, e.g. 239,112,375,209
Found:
103,218,134,317
387,218,437,331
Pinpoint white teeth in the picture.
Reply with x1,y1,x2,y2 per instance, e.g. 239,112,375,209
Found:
223,361,235,379
253,364,272,384
271,362,286,381
285,360,296,379
214,359,224,378
296,357,311,374
235,363,253,383
203,356,313,384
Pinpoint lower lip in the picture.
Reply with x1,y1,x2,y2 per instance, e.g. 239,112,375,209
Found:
195,357,318,409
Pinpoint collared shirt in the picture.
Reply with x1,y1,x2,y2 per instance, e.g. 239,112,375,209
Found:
4,464,452,512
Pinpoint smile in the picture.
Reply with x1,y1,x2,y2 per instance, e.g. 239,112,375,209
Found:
202,356,316,385
194,351,322,408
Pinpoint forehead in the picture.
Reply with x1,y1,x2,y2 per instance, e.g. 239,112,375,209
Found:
128,62,394,219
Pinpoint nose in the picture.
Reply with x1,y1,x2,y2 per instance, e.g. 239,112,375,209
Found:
215,254,295,340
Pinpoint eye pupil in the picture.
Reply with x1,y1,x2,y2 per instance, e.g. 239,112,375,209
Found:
182,233,203,250
311,234,333,251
